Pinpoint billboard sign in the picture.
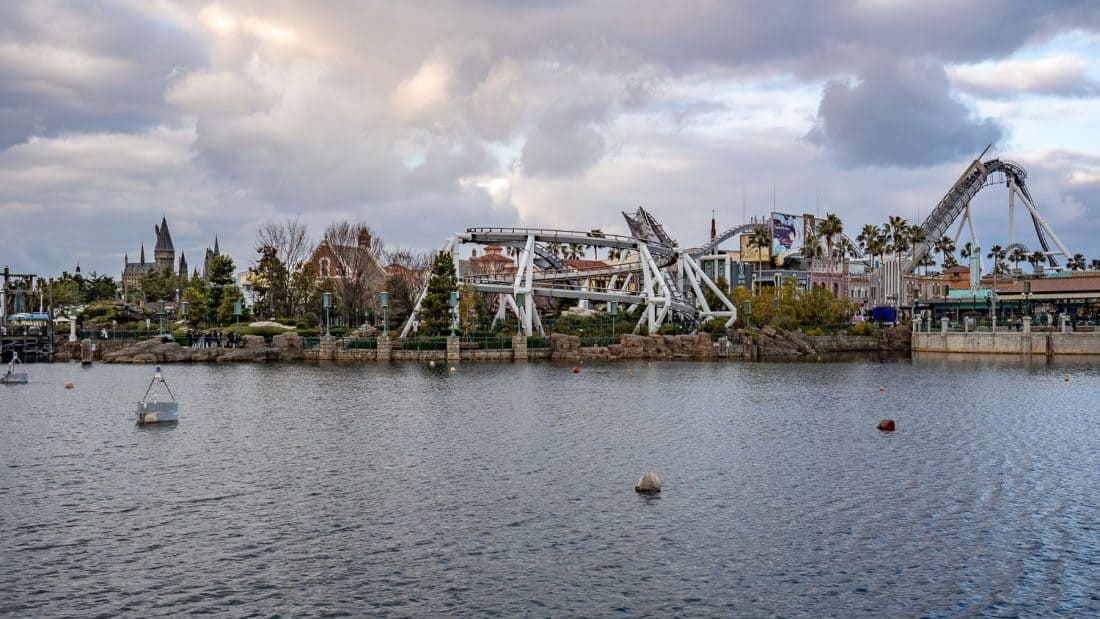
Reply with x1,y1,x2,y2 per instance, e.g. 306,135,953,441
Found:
771,212,802,265
740,232,768,264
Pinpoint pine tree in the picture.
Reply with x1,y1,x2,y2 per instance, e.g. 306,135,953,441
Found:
420,251,458,335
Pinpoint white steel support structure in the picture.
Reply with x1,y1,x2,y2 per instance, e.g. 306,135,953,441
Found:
679,252,738,327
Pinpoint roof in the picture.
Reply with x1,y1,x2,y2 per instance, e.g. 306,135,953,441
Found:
472,252,515,263
154,217,174,252
996,272,1100,295
562,259,608,271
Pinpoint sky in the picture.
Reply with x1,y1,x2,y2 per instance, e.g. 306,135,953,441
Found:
2,0,1100,278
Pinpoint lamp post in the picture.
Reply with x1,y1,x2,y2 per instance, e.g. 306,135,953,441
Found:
380,291,389,336
322,292,331,336
234,300,242,326
745,299,752,328
157,302,165,335
449,291,458,336
609,300,618,339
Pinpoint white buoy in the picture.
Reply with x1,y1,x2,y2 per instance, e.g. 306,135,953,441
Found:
143,413,159,424
635,472,662,493
64,382,74,389
449,366,456,372
429,360,436,367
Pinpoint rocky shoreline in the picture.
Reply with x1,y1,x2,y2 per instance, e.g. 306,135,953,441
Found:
53,326,910,364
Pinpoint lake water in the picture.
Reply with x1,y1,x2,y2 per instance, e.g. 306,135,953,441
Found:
1,356,1097,617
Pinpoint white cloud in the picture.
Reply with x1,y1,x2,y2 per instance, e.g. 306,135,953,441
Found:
948,54,1100,99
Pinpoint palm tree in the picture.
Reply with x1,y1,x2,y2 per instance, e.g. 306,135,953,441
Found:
588,229,605,261
607,247,624,263
886,216,908,250
856,224,879,258
1028,250,1046,273
943,254,959,268
747,226,773,290
1091,259,1100,271
818,213,843,268
1069,253,1086,271
566,243,585,260
546,242,563,259
959,242,973,260
1009,247,1028,272
987,245,1007,275
802,232,824,272
933,236,956,272
907,224,927,265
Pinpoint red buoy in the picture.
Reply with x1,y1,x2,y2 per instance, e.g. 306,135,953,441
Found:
572,367,580,374
877,419,896,432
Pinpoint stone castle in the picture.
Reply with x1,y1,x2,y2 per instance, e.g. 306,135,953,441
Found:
121,217,220,303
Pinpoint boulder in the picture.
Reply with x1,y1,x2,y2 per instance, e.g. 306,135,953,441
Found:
132,353,157,364
241,335,267,350
273,332,303,360
635,472,662,493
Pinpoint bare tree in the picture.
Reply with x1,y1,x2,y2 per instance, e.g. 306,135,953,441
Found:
255,218,312,271
382,248,431,324
323,220,387,325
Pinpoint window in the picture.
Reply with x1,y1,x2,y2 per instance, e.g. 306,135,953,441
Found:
320,257,331,277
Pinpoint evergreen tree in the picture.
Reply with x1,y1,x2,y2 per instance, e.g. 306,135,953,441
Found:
205,255,236,319
420,251,458,335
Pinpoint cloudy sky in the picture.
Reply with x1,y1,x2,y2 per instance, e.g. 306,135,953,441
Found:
2,0,1100,277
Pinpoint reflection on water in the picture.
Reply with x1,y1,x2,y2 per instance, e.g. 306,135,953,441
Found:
1,357,1097,617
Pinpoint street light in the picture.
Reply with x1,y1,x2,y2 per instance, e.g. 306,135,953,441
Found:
380,291,389,336
322,292,331,336
449,291,458,336
234,300,242,326
609,300,618,339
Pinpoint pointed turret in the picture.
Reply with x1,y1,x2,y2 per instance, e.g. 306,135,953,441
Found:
154,216,175,271
75,262,81,274
179,252,188,276
140,242,145,264
213,235,219,255
155,216,174,252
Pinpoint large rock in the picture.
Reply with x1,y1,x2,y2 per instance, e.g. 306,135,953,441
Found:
549,333,580,359
273,332,303,360
241,335,267,350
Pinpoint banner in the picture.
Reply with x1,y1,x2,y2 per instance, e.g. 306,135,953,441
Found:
771,212,802,264
740,233,768,264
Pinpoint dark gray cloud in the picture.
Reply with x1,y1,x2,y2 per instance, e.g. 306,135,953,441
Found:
0,2,203,148
521,103,609,177
806,59,1005,168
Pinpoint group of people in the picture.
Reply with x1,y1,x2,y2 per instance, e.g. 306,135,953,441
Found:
184,329,241,349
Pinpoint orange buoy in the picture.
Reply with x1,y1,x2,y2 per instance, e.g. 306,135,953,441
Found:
879,386,885,392
1064,375,1070,382
877,419,896,432
572,367,580,374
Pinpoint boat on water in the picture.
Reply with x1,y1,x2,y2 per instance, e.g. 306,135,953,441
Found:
137,366,178,424
1,352,28,384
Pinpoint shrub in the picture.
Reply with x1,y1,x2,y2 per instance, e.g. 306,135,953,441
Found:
804,327,824,336
657,323,682,335
847,322,875,336
700,318,727,335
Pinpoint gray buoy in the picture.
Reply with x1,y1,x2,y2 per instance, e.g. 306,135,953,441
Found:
635,472,662,493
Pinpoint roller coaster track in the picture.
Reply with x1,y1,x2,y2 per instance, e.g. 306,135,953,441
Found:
905,158,1066,274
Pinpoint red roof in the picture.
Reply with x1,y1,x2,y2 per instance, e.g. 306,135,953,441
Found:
562,259,608,271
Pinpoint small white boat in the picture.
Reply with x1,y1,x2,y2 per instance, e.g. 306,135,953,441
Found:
137,366,179,424
1,353,28,384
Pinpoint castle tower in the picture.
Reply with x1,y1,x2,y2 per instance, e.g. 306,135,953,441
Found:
154,216,175,271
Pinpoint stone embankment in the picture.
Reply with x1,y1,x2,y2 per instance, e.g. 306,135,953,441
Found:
753,325,910,357
56,327,908,364
93,332,303,364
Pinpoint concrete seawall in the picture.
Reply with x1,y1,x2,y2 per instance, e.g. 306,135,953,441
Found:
913,331,1100,355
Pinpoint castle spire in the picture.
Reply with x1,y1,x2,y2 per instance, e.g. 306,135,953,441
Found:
140,242,145,264
155,216,174,251
213,234,219,255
